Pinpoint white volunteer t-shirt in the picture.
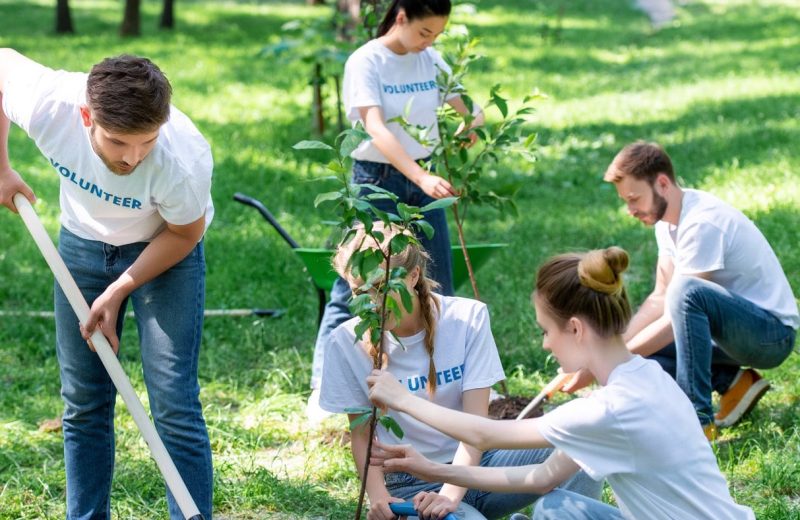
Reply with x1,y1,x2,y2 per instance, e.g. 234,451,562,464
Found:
343,39,458,163
320,295,505,463
537,356,754,520
2,59,214,246
655,189,799,329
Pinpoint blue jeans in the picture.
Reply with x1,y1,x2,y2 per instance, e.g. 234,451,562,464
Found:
663,275,796,425
311,160,454,387
384,448,602,520
532,490,624,520
55,228,213,520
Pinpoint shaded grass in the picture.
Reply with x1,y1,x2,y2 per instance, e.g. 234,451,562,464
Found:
0,0,799,517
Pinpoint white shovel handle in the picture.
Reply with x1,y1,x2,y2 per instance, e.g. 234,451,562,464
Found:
13,194,203,520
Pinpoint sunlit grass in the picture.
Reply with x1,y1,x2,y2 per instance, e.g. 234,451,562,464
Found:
0,0,798,517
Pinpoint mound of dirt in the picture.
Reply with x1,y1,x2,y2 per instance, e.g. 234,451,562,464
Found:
488,395,543,420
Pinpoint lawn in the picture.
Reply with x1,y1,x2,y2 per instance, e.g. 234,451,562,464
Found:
0,0,798,518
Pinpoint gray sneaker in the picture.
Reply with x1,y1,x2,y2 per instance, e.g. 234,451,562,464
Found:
509,514,530,520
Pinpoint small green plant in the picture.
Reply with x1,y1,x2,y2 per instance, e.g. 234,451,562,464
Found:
393,36,543,299
294,129,455,520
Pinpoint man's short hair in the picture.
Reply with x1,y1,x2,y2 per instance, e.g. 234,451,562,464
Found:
86,55,171,134
604,141,675,184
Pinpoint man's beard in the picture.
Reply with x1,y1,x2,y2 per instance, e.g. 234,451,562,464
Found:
650,188,668,221
89,127,139,176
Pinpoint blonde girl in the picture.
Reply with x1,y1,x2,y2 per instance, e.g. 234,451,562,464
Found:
319,225,598,520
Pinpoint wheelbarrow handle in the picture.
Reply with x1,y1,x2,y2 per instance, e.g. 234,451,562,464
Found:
233,192,300,249
12,194,204,520
390,502,459,520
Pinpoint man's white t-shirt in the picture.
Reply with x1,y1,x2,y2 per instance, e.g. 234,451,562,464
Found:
2,60,214,246
655,189,799,329
320,295,505,463
537,356,754,520
343,39,458,163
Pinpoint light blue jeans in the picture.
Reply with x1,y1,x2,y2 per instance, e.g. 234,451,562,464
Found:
384,448,602,520
55,228,213,520
532,489,624,520
311,159,454,388
664,275,796,425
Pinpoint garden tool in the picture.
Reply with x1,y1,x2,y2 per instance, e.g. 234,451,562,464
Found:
13,193,204,520
391,501,459,520
516,371,573,420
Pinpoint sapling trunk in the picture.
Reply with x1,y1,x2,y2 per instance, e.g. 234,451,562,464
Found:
451,203,480,300
354,244,393,520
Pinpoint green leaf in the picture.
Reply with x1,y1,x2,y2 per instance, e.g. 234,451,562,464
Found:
414,219,435,240
349,411,373,430
379,415,405,439
339,128,371,158
344,406,373,415
399,285,413,313
389,233,411,254
420,197,457,213
293,140,334,151
314,191,343,207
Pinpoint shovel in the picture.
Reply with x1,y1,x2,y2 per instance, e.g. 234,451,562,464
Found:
515,372,573,421
13,193,204,520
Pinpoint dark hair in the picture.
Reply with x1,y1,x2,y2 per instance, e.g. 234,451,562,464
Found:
377,0,451,37
534,247,632,338
604,141,675,185
86,55,172,134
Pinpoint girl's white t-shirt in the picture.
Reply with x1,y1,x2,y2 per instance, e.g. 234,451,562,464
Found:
536,356,754,520
320,295,505,463
2,60,214,246
342,39,458,163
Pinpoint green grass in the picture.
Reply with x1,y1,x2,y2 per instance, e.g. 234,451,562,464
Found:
1,0,799,518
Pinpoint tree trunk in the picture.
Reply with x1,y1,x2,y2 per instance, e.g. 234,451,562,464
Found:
159,0,175,29
335,0,360,41
312,62,325,135
120,0,141,37
55,0,74,34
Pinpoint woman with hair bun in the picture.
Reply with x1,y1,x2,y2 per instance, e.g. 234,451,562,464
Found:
367,247,754,519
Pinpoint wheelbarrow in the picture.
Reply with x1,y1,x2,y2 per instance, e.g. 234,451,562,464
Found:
391,501,458,520
233,193,507,323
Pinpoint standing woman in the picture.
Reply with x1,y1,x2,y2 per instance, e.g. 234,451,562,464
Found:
308,0,484,419
320,224,599,520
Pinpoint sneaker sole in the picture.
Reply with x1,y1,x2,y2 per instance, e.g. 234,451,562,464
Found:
715,379,771,428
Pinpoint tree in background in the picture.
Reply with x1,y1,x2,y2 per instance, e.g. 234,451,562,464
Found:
55,0,74,34
160,0,175,29
119,0,141,36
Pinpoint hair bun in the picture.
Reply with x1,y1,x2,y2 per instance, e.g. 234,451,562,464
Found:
577,247,629,295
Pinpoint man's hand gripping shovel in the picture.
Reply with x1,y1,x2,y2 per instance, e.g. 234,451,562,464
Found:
13,194,204,520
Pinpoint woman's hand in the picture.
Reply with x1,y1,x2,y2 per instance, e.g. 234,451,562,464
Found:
413,491,459,519
370,440,439,482
416,173,456,200
367,495,405,520
367,369,409,411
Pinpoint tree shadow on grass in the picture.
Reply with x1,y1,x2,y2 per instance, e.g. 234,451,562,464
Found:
466,0,798,98
537,92,800,188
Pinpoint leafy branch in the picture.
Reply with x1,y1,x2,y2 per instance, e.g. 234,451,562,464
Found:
294,129,455,520
392,35,544,299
